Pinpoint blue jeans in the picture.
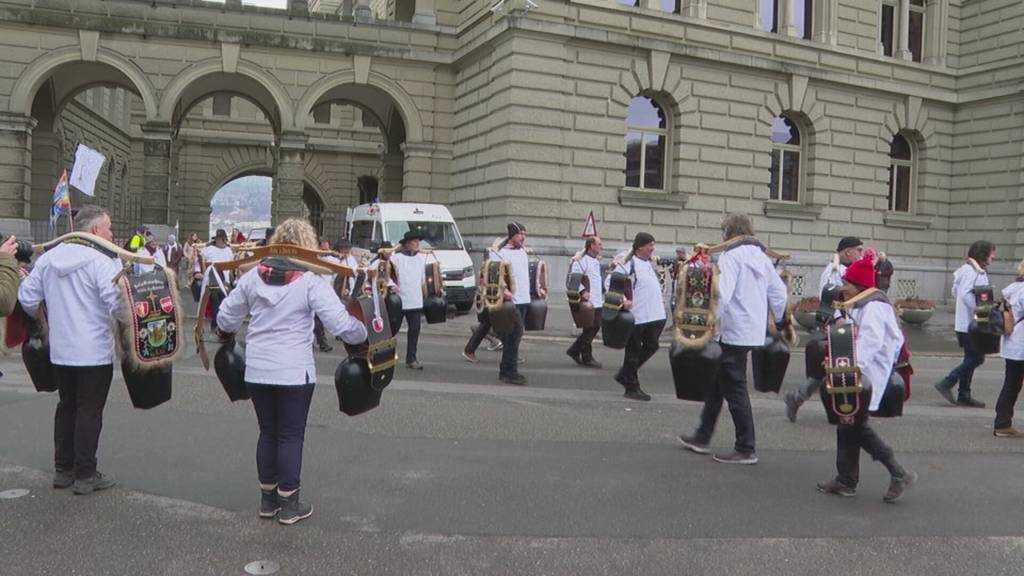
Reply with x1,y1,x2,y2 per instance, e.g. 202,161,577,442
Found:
247,383,315,491
942,332,985,399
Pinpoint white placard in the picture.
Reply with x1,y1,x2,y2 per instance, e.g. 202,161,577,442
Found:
69,144,106,197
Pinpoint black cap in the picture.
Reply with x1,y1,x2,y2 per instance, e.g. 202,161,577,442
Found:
632,232,655,250
214,229,228,240
836,236,863,252
334,239,352,251
400,230,423,244
507,222,526,237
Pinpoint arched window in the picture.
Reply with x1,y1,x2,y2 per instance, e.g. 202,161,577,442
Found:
624,96,667,191
769,116,802,202
887,134,913,212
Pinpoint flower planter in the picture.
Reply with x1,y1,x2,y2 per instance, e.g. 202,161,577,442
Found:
898,307,934,325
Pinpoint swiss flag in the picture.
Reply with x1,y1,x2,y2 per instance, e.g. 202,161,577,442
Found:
159,297,173,314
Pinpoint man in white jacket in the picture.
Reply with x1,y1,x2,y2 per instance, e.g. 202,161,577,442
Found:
18,205,123,495
611,233,666,401
935,240,995,408
679,214,788,465
816,253,917,503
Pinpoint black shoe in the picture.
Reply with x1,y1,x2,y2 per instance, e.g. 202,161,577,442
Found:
53,470,73,490
784,392,802,423
957,396,985,408
883,470,917,503
677,434,711,455
406,361,424,370
816,479,857,497
614,372,636,390
260,487,280,519
624,388,651,401
934,380,956,405
581,358,603,369
277,489,313,525
72,472,116,495
566,348,583,365
500,373,527,386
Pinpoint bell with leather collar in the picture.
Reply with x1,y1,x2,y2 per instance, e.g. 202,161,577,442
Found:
751,334,791,394
22,314,55,393
669,341,721,401
214,340,248,401
122,360,172,409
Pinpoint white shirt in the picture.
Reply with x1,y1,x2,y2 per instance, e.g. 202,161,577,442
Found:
318,254,341,287
716,244,789,347
134,246,167,275
490,246,530,305
337,254,359,293
201,244,234,284
1001,281,1024,361
390,251,427,310
612,255,666,325
848,299,905,411
18,243,123,366
952,262,989,333
216,268,367,385
570,254,604,308
819,260,846,293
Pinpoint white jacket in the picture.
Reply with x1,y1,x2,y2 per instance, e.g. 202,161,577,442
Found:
216,267,367,385
849,299,905,411
716,245,789,347
1001,281,1024,361
952,262,989,333
610,255,665,325
18,243,123,366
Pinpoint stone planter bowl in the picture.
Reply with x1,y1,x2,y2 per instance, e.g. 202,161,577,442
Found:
793,310,818,331
898,307,934,325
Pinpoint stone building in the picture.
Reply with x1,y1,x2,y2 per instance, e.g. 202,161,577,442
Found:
0,0,1020,299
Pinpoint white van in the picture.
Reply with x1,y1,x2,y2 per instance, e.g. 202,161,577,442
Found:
346,203,476,311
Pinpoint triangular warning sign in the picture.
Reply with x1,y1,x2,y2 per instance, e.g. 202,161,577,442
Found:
582,211,598,238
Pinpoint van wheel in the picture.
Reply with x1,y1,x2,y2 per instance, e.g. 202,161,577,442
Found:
453,302,473,313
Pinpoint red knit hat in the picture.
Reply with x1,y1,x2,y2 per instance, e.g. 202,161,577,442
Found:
842,250,876,289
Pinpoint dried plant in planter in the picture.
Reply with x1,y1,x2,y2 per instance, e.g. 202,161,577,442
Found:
794,296,820,313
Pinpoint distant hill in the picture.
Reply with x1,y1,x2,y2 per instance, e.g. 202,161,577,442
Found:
210,175,272,237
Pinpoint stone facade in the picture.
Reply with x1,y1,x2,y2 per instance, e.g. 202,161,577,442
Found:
0,0,1020,300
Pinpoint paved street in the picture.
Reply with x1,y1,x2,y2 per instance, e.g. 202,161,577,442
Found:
1,310,1023,575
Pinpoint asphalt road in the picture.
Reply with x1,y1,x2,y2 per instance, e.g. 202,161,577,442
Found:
1,314,1022,575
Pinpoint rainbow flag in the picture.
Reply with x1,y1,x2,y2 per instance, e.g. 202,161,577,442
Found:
50,169,70,233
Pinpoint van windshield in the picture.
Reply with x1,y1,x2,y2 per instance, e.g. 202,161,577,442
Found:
385,220,464,250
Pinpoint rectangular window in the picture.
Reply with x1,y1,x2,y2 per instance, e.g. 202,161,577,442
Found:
760,0,778,33
781,150,799,201
909,0,925,62
880,3,896,57
643,133,665,190
795,0,812,40
659,0,680,13
894,165,911,212
212,94,232,117
769,149,781,200
624,131,643,188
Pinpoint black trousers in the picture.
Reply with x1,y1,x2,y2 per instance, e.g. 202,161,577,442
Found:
499,305,528,377
617,319,666,388
835,418,903,488
995,359,1024,429
568,316,602,361
209,289,225,331
313,316,329,349
53,364,113,480
695,343,755,454
398,309,422,363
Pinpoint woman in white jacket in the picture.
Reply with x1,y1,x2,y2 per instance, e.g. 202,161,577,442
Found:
216,219,367,525
994,259,1024,437
935,241,995,408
